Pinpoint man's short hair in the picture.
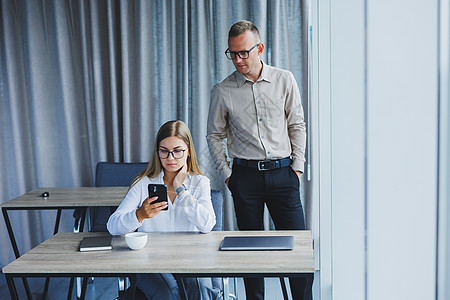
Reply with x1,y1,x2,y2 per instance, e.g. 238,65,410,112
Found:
228,20,260,41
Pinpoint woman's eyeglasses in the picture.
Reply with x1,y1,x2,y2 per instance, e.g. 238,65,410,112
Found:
158,149,187,159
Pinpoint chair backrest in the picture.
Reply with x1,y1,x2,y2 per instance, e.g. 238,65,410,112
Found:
91,162,148,232
95,162,148,187
211,190,224,231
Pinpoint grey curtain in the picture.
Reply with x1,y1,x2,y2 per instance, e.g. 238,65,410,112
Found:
0,0,308,268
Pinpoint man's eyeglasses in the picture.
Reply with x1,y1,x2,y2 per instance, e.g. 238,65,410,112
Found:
225,43,260,60
158,149,187,159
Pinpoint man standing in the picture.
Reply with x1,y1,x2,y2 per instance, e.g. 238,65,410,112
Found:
207,20,308,300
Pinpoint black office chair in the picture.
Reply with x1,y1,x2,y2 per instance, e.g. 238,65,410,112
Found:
77,162,148,299
211,190,223,232
91,162,148,230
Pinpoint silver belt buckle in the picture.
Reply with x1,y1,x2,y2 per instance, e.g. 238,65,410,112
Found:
257,160,271,171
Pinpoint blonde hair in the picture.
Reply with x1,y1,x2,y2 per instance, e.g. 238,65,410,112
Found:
130,120,202,187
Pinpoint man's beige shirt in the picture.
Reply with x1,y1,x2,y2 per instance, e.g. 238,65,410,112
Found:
207,61,306,182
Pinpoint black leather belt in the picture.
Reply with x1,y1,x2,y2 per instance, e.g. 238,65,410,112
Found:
234,157,291,171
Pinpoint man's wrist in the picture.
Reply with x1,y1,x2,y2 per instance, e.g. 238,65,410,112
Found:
221,168,232,184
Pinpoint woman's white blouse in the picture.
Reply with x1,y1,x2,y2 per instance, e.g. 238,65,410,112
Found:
107,172,216,235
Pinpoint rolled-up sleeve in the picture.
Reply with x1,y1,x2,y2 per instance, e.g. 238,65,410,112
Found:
107,183,144,236
285,72,306,173
207,84,232,183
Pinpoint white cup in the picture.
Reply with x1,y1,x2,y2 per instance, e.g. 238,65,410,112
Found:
125,232,148,250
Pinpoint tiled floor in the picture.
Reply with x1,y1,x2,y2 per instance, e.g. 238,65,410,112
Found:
0,272,320,299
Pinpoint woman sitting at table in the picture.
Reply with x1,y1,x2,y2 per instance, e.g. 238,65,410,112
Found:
107,120,217,300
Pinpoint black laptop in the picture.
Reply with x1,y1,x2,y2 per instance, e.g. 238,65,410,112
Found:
219,235,294,251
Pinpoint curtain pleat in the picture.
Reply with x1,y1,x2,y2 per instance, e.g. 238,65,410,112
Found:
0,0,308,268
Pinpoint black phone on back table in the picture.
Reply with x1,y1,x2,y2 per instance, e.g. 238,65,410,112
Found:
148,184,168,210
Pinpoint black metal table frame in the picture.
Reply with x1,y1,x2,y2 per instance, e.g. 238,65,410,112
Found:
4,272,135,300
2,206,88,300
5,272,313,300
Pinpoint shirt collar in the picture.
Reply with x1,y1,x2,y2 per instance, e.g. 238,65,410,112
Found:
259,61,272,83
234,60,272,87
157,171,164,182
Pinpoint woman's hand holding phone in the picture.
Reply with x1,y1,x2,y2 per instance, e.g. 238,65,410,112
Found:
136,196,168,222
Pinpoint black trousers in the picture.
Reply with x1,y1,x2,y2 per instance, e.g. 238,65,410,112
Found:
228,164,307,300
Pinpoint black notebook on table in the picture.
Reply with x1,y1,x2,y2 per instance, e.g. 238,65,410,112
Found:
79,235,112,252
219,235,294,251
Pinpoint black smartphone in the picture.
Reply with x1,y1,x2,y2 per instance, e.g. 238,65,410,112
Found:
148,184,168,210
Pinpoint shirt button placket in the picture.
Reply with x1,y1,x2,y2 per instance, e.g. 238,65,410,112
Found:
254,85,262,129
170,202,174,229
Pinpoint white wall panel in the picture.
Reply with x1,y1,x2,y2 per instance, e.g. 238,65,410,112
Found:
438,1,450,299
366,1,438,299
329,1,366,299
316,0,332,298
315,0,440,299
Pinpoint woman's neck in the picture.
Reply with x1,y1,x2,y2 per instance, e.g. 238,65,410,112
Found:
163,171,176,186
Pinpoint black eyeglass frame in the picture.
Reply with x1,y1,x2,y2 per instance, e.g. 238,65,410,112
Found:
225,43,260,60
158,148,188,159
